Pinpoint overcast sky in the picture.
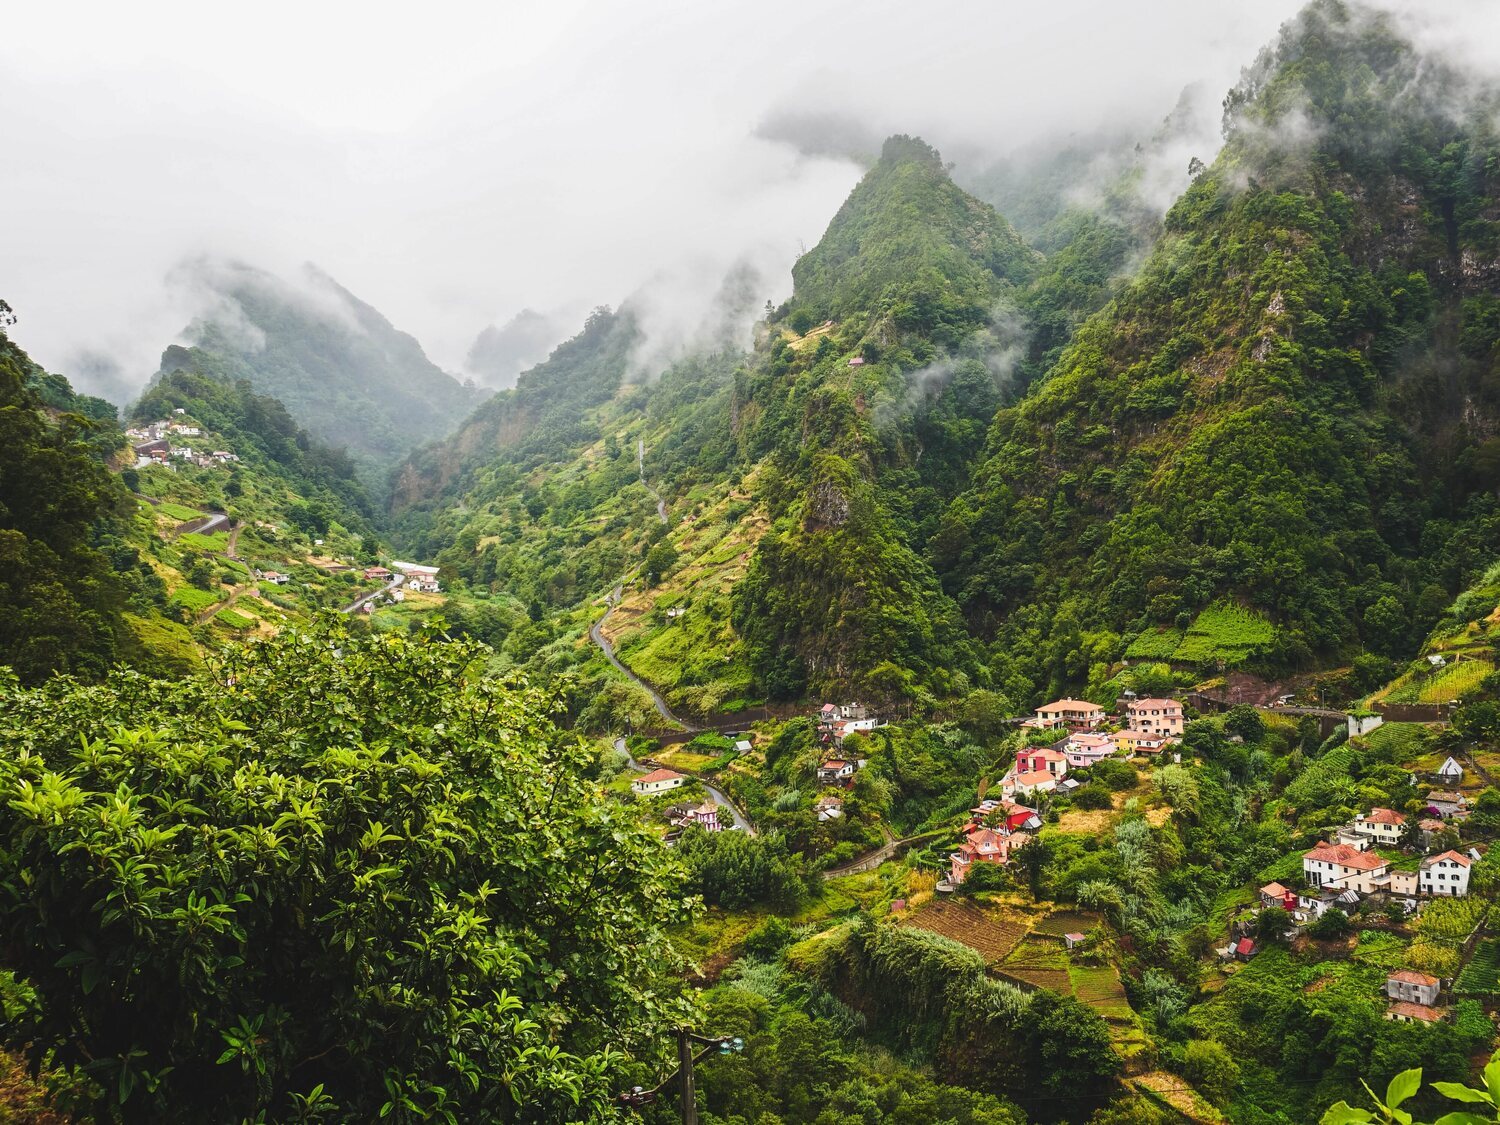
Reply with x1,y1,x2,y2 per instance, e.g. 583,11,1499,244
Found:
2,0,1439,398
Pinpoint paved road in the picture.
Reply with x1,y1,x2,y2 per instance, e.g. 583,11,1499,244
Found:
590,588,697,730
614,736,752,832
638,439,668,525
342,576,403,615
176,511,231,537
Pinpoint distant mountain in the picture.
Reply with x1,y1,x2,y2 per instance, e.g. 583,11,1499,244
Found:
159,261,476,483
465,308,573,390
937,0,1500,695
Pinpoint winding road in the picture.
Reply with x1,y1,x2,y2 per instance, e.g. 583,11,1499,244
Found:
342,576,403,615
638,439,668,525
614,736,753,833
590,587,697,730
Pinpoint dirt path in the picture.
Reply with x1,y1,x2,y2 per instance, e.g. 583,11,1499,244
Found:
590,587,696,730
637,439,668,525
341,576,402,615
194,581,260,626
225,522,243,559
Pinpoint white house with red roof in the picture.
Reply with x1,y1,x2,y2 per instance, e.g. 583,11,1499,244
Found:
817,759,858,784
1387,970,1441,1006
1126,698,1184,737
1420,850,1471,896
1303,842,1391,893
632,768,686,796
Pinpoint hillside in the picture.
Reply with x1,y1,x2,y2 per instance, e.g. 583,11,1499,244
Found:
160,261,476,483
935,0,1500,701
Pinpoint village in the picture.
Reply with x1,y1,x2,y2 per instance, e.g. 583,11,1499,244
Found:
127,411,242,470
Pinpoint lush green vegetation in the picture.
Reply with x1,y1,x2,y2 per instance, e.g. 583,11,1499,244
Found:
0,619,693,1122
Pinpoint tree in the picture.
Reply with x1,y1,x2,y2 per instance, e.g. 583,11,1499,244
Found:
1307,907,1354,941
1014,837,1051,898
1181,1038,1239,1102
1254,908,1295,945
787,308,816,336
1224,705,1265,744
0,619,695,1123
644,540,678,585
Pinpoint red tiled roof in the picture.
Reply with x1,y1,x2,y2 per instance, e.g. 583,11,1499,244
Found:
1424,849,1472,868
1129,698,1181,709
1013,769,1056,787
1038,699,1102,713
1304,843,1389,872
821,759,850,769
1363,807,1406,825
1260,882,1290,897
634,768,684,785
1387,1001,1444,1022
1389,970,1439,986
1235,938,1255,955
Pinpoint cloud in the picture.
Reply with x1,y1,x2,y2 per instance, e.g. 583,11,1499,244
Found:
0,0,1372,404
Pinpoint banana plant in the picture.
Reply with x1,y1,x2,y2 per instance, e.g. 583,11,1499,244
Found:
1322,1054,1500,1125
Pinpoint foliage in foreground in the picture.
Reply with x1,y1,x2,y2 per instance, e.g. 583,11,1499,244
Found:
0,619,694,1123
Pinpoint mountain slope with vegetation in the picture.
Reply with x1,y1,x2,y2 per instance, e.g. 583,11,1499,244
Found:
161,261,475,483
936,0,1500,702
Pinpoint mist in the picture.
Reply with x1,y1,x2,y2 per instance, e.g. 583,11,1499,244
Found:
6,0,1441,404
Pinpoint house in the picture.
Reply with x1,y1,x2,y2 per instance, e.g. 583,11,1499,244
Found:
817,759,858,784
258,570,289,585
1419,818,1446,846
1035,699,1106,729
391,561,441,593
1385,870,1420,897
815,795,844,821
211,450,239,463
1349,808,1406,846
1387,970,1441,1006
1234,938,1256,962
969,798,1042,833
1303,842,1391,893
1116,730,1169,756
1009,769,1060,796
173,408,186,415
848,356,865,367
364,566,391,580
1126,698,1185,738
1386,1001,1446,1024
631,768,686,796
1428,654,1448,668
1427,790,1468,818
734,739,752,754
678,800,721,833
1437,757,1465,785
170,447,192,459
1016,746,1069,778
1259,882,1295,910
1064,732,1117,767
832,717,881,744
949,826,1030,886
1064,932,1088,951
133,438,169,458
1419,850,1471,896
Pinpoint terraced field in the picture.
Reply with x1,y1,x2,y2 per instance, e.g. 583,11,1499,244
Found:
901,900,1030,965
1033,910,1098,936
999,936,1072,993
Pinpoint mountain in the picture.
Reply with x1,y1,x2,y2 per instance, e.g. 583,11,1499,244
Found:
0,313,134,683
934,0,1500,702
388,135,1113,718
159,261,476,484
464,308,573,390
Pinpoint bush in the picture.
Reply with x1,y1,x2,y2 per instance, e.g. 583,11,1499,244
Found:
1091,758,1138,790
1307,907,1354,940
1071,784,1114,810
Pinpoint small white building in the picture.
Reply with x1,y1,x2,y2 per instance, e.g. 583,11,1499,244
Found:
631,768,685,796
1437,757,1465,785
1419,850,1471,896
391,561,441,593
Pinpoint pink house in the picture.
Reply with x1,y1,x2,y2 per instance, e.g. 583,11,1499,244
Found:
1064,732,1117,768
949,825,1031,886
1126,698,1184,738
1016,747,1069,778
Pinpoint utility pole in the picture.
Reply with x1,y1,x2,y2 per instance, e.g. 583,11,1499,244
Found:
678,1029,697,1125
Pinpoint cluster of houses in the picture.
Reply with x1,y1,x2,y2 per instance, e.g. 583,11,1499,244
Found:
996,697,1185,800
814,703,881,787
944,796,1045,888
1293,806,1475,901
129,415,240,470
388,561,441,594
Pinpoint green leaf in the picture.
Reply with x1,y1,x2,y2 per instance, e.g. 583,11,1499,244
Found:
1433,1083,1494,1105
1321,1102,1376,1125
1388,1070,1424,1112
1433,1114,1495,1125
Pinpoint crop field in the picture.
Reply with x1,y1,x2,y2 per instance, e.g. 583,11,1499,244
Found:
901,900,1030,965
1069,964,1132,1019
214,608,255,630
1171,602,1278,667
154,501,205,522
179,531,229,552
1033,909,1098,936
1456,939,1500,995
1124,629,1183,660
1386,659,1492,704
1357,722,1429,758
999,936,1072,993
170,587,220,613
